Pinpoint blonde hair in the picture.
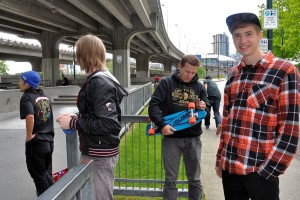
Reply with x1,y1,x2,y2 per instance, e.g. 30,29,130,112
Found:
75,34,107,73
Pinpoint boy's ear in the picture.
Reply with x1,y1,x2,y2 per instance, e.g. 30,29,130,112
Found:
258,31,263,40
178,63,182,70
24,82,30,89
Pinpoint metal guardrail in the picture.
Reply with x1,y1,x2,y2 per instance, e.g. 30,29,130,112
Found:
115,115,188,197
121,82,152,116
38,160,94,200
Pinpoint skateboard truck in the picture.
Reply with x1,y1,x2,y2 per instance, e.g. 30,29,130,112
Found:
188,102,197,124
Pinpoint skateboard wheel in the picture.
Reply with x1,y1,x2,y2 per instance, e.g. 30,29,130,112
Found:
189,117,196,124
148,128,155,135
188,102,195,109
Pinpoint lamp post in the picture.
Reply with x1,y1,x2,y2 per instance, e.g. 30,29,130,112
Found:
72,45,76,79
205,53,208,76
175,24,180,50
162,4,169,34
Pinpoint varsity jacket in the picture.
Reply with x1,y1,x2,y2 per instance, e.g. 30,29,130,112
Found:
69,70,128,157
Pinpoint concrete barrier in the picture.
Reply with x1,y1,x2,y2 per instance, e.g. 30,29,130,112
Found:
0,85,80,114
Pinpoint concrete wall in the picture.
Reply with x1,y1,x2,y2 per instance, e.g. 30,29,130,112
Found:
0,85,80,114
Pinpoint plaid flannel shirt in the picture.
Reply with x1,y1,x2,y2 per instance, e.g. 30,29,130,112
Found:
216,51,300,181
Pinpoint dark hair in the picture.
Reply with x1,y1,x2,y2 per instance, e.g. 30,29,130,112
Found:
229,22,261,34
25,87,43,94
180,54,200,67
205,75,212,80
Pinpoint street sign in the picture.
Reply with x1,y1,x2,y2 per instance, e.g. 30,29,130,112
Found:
260,38,268,52
263,9,278,29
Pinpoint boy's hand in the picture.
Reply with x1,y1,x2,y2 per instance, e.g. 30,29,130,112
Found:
196,98,206,110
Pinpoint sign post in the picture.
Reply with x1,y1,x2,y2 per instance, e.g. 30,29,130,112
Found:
260,38,268,52
263,9,279,29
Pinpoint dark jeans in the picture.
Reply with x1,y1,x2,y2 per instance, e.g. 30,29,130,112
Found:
204,99,221,127
25,139,54,196
222,170,279,200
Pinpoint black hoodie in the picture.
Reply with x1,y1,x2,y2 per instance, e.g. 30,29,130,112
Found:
148,70,208,138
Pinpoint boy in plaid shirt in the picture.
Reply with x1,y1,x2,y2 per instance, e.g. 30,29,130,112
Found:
216,12,300,200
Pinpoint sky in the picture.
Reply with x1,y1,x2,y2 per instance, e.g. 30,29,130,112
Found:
161,0,266,55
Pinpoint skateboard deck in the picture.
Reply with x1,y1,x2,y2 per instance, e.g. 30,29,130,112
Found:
146,109,206,136
53,168,68,182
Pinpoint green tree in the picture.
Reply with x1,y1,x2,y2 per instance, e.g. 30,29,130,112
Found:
107,60,113,73
197,66,206,79
0,60,9,75
259,0,300,59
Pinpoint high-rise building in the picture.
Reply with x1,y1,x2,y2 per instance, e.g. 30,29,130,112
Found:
212,33,229,56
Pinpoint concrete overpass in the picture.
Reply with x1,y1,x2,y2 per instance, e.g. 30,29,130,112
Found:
0,0,184,87
0,36,76,67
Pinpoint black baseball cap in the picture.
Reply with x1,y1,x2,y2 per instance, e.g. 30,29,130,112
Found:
226,12,261,33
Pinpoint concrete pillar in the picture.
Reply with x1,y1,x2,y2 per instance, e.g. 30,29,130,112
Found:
41,58,60,87
136,54,151,78
163,61,174,76
112,23,132,87
29,59,42,72
113,49,131,87
37,31,62,86
112,14,159,87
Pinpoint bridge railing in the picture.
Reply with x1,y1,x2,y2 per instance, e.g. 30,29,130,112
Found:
37,160,95,200
115,115,188,197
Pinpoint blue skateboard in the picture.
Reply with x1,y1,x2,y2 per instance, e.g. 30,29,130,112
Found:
146,102,206,136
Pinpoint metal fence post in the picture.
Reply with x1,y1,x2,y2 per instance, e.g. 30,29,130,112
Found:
66,131,80,168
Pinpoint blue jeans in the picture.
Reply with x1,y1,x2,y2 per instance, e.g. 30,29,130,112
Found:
205,99,221,127
162,136,202,200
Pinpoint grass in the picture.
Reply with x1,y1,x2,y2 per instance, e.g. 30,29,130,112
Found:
116,107,165,187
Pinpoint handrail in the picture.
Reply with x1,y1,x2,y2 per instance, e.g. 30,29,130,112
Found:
37,160,94,200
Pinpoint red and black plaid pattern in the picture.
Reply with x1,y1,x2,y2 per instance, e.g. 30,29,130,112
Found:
216,52,300,181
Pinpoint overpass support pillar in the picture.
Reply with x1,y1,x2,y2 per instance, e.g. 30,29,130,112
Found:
112,24,132,88
41,58,60,87
113,49,130,87
136,54,151,78
37,31,61,87
163,61,174,76
29,59,42,72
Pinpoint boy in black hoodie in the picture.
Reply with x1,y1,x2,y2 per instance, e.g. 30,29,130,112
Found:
149,54,208,200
